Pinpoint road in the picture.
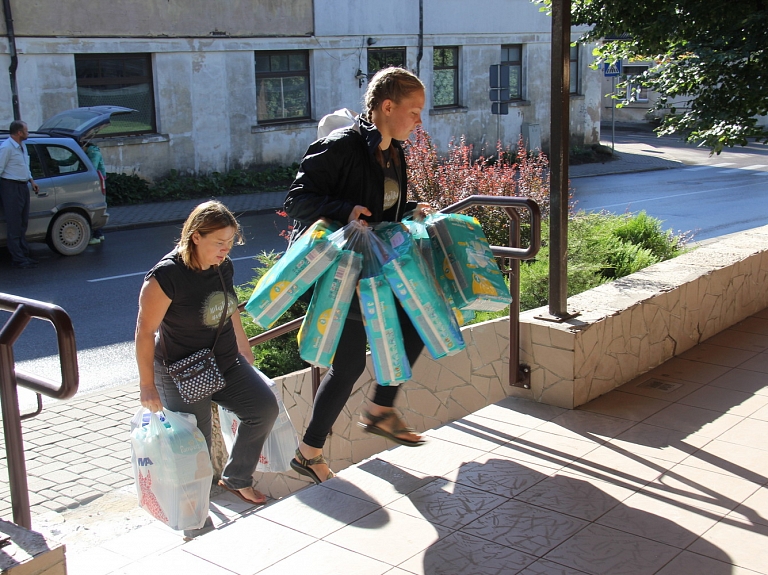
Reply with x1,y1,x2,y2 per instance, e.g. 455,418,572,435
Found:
572,133,768,241
0,212,288,409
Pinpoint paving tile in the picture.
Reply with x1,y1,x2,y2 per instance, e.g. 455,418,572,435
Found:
643,463,761,516
112,546,238,575
258,540,392,575
615,374,703,403
518,559,591,575
543,523,681,575
375,437,485,478
255,482,380,538
184,514,316,574
534,409,637,443
100,523,183,560
564,445,673,488
677,385,768,417
646,357,731,384
65,544,133,575
324,457,435,506
730,317,768,336
681,440,768,486
750,403,768,422
738,352,768,374
605,423,710,463
445,451,556,498
727,486,768,527
654,551,759,575
324,508,451,566
576,391,671,422
386,477,507,530
716,417,768,451
472,397,566,429
596,490,724,549
707,368,768,396
492,428,601,471
424,413,527,452
678,343,758,368
642,403,743,439
461,499,588,556
514,470,638,521
704,328,768,353
398,530,537,575
688,516,768,574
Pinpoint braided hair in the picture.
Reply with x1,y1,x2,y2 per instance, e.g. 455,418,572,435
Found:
362,67,425,121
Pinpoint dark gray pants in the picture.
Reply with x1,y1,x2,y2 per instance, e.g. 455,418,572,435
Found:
154,354,279,490
0,179,31,265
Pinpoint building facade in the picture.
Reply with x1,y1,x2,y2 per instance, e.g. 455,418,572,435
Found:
1,0,601,180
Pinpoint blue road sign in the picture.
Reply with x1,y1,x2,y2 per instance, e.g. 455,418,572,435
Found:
603,61,622,77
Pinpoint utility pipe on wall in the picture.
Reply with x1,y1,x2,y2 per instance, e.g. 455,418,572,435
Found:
2,0,20,120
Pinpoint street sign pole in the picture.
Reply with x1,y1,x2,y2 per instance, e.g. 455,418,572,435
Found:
611,76,616,152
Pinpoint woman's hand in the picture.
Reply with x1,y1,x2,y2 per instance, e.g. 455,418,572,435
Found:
414,202,434,220
348,205,372,223
140,382,164,413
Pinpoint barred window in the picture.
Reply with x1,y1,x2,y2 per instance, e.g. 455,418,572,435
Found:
75,54,156,135
569,44,580,95
433,47,459,107
367,48,406,79
255,51,311,123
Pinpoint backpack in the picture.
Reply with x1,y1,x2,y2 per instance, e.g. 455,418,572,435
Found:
317,108,360,139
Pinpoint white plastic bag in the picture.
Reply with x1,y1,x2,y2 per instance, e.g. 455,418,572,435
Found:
218,366,298,474
130,408,212,531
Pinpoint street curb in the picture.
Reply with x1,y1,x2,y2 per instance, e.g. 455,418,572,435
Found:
102,205,284,232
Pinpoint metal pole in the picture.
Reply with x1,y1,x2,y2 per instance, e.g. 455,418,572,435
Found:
611,76,616,153
548,0,571,317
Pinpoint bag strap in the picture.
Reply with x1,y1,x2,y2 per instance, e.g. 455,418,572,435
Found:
160,266,229,364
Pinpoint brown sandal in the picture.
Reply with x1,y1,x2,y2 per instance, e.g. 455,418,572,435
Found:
217,480,266,505
290,448,336,484
358,410,426,447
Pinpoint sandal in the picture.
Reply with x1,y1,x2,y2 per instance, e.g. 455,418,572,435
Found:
217,480,266,505
290,448,336,484
358,410,426,447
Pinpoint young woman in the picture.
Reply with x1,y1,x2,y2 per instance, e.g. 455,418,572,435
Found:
284,67,429,484
136,200,278,506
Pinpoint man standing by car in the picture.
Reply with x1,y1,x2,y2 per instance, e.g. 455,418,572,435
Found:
0,120,40,268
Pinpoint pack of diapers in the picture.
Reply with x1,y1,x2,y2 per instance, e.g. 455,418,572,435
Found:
425,213,512,312
245,219,340,328
298,250,363,367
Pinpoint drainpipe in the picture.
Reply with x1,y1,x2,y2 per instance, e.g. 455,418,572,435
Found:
416,0,423,76
2,0,20,120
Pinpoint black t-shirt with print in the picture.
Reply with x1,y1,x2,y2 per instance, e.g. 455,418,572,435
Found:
380,144,404,222
146,250,239,371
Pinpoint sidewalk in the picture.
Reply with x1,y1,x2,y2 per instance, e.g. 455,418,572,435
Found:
5,308,768,574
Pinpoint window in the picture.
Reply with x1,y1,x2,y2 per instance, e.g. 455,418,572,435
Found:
30,145,87,178
569,44,580,94
623,65,649,103
501,45,523,100
433,47,459,107
367,48,406,79
255,51,311,123
75,54,156,135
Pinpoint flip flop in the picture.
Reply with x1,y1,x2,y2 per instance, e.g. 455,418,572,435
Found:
217,480,266,505
357,410,426,447
290,448,336,484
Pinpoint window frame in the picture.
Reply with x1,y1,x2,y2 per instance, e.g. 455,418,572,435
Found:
432,46,460,108
623,64,650,103
366,47,406,80
569,44,580,95
254,50,312,125
74,53,156,136
500,44,524,101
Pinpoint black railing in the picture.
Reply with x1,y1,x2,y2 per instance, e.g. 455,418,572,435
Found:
0,294,79,529
246,195,541,390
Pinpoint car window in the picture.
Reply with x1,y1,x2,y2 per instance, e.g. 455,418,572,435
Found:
39,144,86,176
27,145,45,180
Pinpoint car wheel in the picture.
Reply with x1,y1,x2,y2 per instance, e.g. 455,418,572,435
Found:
47,211,91,256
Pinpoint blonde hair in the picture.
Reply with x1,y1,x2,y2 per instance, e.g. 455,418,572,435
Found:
177,200,243,270
363,67,425,121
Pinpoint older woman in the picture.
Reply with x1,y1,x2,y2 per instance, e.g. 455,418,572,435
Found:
284,67,429,485
136,200,278,507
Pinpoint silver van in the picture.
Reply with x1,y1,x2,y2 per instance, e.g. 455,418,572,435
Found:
0,106,132,256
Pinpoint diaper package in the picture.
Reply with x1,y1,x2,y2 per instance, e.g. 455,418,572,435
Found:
245,219,340,327
425,213,512,312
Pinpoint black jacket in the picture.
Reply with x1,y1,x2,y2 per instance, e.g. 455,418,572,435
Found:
284,117,416,240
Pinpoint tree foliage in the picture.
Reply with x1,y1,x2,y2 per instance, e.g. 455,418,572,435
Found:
541,0,768,154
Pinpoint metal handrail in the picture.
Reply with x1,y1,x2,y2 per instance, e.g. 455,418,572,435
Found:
0,293,79,529
245,194,541,392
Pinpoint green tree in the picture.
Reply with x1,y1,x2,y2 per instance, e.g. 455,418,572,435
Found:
541,1,768,154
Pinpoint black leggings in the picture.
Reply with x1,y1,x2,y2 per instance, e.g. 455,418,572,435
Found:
302,302,424,449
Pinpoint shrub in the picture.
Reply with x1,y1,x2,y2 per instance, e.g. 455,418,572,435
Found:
403,126,554,247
